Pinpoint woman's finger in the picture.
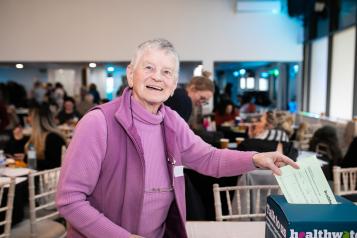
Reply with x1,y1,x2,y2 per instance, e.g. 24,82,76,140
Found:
267,160,282,176
275,161,286,168
280,156,299,169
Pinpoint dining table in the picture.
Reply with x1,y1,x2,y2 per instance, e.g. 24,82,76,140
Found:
186,221,265,238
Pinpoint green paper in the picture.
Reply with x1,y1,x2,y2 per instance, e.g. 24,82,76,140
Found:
275,156,337,204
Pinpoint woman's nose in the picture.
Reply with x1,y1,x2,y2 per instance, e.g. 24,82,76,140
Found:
152,70,163,81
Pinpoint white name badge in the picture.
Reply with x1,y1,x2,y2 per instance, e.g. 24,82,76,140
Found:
174,165,184,177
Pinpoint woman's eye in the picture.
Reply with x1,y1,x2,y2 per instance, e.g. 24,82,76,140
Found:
145,65,153,70
164,70,172,76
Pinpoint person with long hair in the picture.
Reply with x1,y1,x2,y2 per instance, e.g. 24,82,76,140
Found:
214,99,239,127
25,103,66,170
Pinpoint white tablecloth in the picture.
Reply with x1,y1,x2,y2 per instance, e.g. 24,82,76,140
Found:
1,168,32,177
0,168,31,187
186,221,265,238
296,151,328,166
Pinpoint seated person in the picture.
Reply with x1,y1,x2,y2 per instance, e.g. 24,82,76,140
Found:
240,95,256,114
275,111,294,138
339,137,357,168
309,125,342,164
56,97,81,125
238,138,298,161
165,71,214,124
214,100,239,127
309,126,343,180
250,111,290,142
4,124,29,156
26,103,66,170
77,93,95,116
294,122,309,141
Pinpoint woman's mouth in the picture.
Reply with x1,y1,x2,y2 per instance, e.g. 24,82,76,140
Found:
146,85,163,91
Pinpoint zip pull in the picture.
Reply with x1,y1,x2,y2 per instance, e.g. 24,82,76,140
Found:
167,157,176,188
167,157,176,165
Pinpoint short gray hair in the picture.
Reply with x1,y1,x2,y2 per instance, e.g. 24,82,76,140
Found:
130,38,180,79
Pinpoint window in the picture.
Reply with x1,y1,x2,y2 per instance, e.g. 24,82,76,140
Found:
246,77,255,89
240,77,246,89
259,78,268,91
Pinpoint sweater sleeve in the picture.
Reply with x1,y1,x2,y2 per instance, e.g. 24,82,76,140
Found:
56,110,131,238
176,115,257,178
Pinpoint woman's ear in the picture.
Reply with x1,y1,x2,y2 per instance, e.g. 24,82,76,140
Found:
171,78,178,96
126,65,134,88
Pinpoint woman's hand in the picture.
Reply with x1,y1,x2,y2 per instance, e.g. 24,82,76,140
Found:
252,152,299,176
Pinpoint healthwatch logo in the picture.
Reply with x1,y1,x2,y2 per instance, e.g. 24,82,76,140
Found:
290,229,357,238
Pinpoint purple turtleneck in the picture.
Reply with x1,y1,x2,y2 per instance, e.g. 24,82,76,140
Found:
131,97,174,238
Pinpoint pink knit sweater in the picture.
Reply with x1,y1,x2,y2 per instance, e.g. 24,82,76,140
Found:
131,98,174,237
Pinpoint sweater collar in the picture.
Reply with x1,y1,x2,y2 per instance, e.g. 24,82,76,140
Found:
131,95,164,125
115,88,167,127
113,87,177,158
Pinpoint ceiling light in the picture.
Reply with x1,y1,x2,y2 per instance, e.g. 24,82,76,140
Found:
16,64,24,69
89,63,96,68
107,66,115,72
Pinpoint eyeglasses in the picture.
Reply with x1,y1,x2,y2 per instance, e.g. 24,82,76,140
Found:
198,96,210,105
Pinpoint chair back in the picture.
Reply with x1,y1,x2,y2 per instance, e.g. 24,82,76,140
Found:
28,168,62,237
213,183,281,221
10,168,65,238
0,178,15,238
333,166,357,199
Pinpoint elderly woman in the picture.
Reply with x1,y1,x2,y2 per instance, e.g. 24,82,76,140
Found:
56,39,298,238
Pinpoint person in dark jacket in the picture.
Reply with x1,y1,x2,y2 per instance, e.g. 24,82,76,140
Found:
89,83,101,104
340,137,357,168
4,124,29,155
56,97,81,125
165,71,214,123
309,125,343,164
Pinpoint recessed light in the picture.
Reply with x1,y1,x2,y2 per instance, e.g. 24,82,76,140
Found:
16,64,24,69
89,63,96,68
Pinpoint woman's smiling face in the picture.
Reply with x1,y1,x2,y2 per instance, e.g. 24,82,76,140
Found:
127,48,178,114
